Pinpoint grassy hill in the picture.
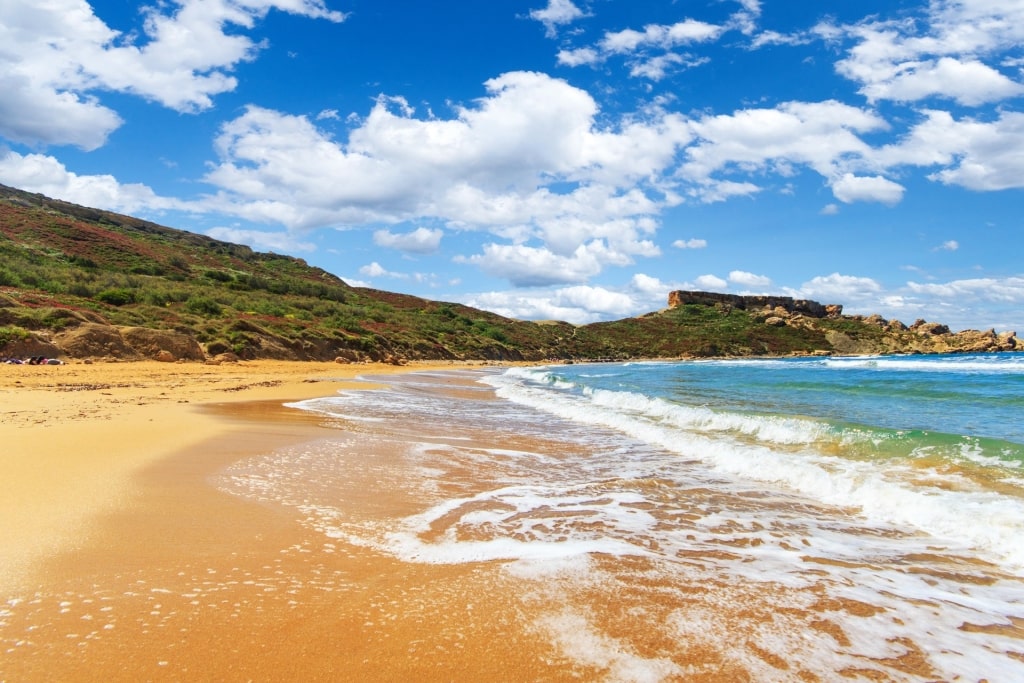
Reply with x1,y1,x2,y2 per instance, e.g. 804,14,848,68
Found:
0,184,1016,362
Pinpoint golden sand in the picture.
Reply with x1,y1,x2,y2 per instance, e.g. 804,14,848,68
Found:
0,359,569,682
0,359,443,592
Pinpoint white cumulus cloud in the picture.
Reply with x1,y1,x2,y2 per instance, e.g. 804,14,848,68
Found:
530,0,586,38
0,0,346,147
728,270,771,288
373,227,444,254
831,173,906,205
694,274,728,290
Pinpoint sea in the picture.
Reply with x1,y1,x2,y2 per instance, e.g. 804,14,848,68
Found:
219,352,1024,681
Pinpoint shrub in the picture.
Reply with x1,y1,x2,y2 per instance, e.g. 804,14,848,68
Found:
67,282,95,298
0,267,20,287
185,295,223,317
0,325,30,348
204,269,232,283
69,255,98,269
95,288,136,306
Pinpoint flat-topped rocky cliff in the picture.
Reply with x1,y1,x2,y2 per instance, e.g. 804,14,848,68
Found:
667,290,842,318
666,290,1018,355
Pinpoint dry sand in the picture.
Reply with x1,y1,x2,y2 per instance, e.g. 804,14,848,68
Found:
1,359,563,682
0,359,440,593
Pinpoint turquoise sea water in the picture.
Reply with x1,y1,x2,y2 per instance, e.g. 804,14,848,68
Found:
218,352,1024,681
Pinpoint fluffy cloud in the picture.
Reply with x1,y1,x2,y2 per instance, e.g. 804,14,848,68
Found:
857,57,1024,106
557,17,726,79
728,270,771,288
557,47,602,68
205,226,315,253
833,0,1024,107
456,241,624,287
681,100,888,197
871,110,1024,191
359,261,406,279
600,20,724,55
200,72,690,284
530,0,586,38
790,273,883,305
0,150,185,214
206,73,689,225
831,173,905,205
373,227,444,254
460,280,658,325
0,74,122,151
906,277,1024,302
694,274,727,290
0,0,345,147
897,276,1024,331
924,113,1024,191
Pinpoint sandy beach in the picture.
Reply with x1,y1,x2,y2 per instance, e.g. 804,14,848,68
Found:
1,359,550,682
4,358,1021,681
0,359,424,591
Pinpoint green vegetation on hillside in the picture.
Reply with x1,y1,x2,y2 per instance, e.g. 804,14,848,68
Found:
1,184,1011,362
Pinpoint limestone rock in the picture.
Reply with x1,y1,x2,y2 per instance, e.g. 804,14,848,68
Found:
0,333,62,360
120,326,205,361
55,323,139,359
912,321,950,336
948,328,1018,353
667,290,836,318
864,314,887,327
334,349,363,363
997,331,1018,349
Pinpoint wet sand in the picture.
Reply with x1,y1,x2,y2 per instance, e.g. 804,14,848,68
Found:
0,360,562,682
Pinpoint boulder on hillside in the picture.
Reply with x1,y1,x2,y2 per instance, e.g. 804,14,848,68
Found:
864,314,887,327
1,333,63,360
950,328,1019,353
910,320,950,336
998,331,1018,349
120,326,204,361
54,323,139,359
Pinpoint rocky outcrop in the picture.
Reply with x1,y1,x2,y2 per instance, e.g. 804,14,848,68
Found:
910,319,951,336
665,292,1019,356
667,290,841,318
54,323,140,359
120,326,205,361
947,328,1017,353
1,333,63,360
48,323,206,361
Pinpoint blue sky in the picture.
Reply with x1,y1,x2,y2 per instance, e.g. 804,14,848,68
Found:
2,0,1023,332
